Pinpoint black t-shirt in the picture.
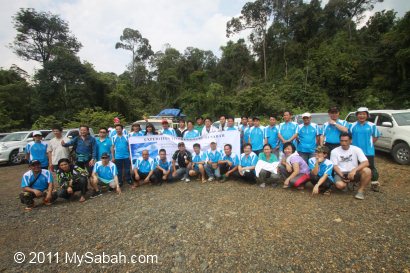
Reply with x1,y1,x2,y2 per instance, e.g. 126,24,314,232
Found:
172,150,192,168
176,128,187,138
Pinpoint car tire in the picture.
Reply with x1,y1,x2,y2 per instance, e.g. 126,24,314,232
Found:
392,143,410,165
8,150,22,165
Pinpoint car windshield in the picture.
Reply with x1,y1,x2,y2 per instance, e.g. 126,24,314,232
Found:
297,114,328,125
45,131,68,140
1,132,28,142
392,112,410,126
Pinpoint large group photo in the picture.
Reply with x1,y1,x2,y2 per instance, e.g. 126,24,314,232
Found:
1,0,409,272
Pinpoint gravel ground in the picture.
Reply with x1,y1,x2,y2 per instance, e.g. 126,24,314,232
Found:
0,153,409,272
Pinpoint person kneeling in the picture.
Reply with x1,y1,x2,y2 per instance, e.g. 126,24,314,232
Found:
90,153,121,197
133,150,156,187
190,143,208,183
256,144,281,188
57,158,88,202
20,160,57,211
279,143,311,189
330,133,371,200
238,144,258,183
309,146,334,196
153,149,172,185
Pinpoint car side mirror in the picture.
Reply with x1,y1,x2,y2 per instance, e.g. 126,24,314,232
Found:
381,122,393,127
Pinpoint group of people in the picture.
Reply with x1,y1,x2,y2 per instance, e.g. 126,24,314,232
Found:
20,106,380,210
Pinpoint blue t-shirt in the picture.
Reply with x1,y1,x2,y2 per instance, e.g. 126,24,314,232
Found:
226,126,239,131
192,152,208,168
308,158,334,182
183,129,200,139
239,152,258,168
109,128,128,138
93,161,118,182
155,158,172,171
112,135,130,159
129,131,144,137
134,157,155,174
249,126,264,151
297,123,321,153
349,121,381,156
221,153,240,167
207,149,223,163
95,137,112,160
25,141,48,167
278,122,298,149
322,119,349,144
264,125,280,149
243,126,252,144
21,169,53,191
161,128,177,137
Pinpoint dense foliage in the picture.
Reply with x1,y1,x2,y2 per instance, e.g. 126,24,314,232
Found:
1,2,409,131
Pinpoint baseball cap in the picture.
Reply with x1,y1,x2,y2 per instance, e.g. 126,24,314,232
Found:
33,131,42,136
356,107,369,116
161,120,169,125
302,112,311,118
29,160,41,166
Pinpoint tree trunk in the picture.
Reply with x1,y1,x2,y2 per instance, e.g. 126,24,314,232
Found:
263,32,267,82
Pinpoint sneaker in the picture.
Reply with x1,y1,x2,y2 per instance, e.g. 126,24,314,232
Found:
208,177,214,182
259,183,266,188
354,191,365,200
91,191,102,198
181,175,187,181
184,178,191,183
220,175,226,183
371,181,380,192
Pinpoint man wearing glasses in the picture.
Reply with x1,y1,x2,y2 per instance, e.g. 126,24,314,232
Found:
91,152,121,197
95,127,112,160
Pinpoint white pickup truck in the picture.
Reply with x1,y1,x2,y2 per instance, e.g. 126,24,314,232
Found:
345,110,410,165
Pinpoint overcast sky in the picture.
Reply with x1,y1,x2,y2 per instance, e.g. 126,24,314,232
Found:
0,0,409,76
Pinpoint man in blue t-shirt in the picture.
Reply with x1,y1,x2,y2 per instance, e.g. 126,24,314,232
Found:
264,116,280,157
309,146,334,195
183,121,200,139
218,144,240,182
153,149,172,185
238,143,258,183
206,141,223,181
20,160,57,210
248,117,264,155
321,106,349,156
189,143,208,183
133,149,155,187
91,152,121,197
349,107,381,189
111,124,131,187
95,127,112,160
160,120,177,136
297,113,321,162
25,131,48,169
278,111,298,153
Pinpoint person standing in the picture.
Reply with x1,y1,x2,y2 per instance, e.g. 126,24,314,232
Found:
26,131,48,169
194,117,205,135
278,111,298,155
129,123,144,137
225,116,239,131
248,117,264,155
218,115,227,131
111,124,131,187
95,127,112,161
297,113,321,162
349,107,381,190
201,117,218,136
159,120,177,136
183,121,200,139
264,116,280,157
61,125,97,175
321,106,349,155
47,126,70,172
176,119,187,137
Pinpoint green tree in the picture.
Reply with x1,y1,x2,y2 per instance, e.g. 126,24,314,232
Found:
10,8,81,65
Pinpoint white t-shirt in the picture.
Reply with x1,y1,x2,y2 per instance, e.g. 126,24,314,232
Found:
330,145,368,173
47,137,70,165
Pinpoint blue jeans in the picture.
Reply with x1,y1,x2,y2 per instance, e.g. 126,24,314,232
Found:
115,158,131,186
205,163,221,178
298,151,315,163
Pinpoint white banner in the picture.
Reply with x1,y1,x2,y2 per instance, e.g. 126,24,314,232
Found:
128,131,240,162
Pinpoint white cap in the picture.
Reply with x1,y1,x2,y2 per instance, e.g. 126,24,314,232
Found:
356,107,369,115
33,131,42,136
301,112,311,118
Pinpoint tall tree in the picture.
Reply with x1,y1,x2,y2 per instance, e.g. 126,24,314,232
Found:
115,28,153,88
10,8,81,65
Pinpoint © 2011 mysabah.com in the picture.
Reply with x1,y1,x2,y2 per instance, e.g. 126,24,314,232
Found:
14,251,158,266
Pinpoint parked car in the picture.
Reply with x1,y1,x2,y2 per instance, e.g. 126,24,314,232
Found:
293,113,329,128
0,133,10,141
0,130,51,165
345,110,410,165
